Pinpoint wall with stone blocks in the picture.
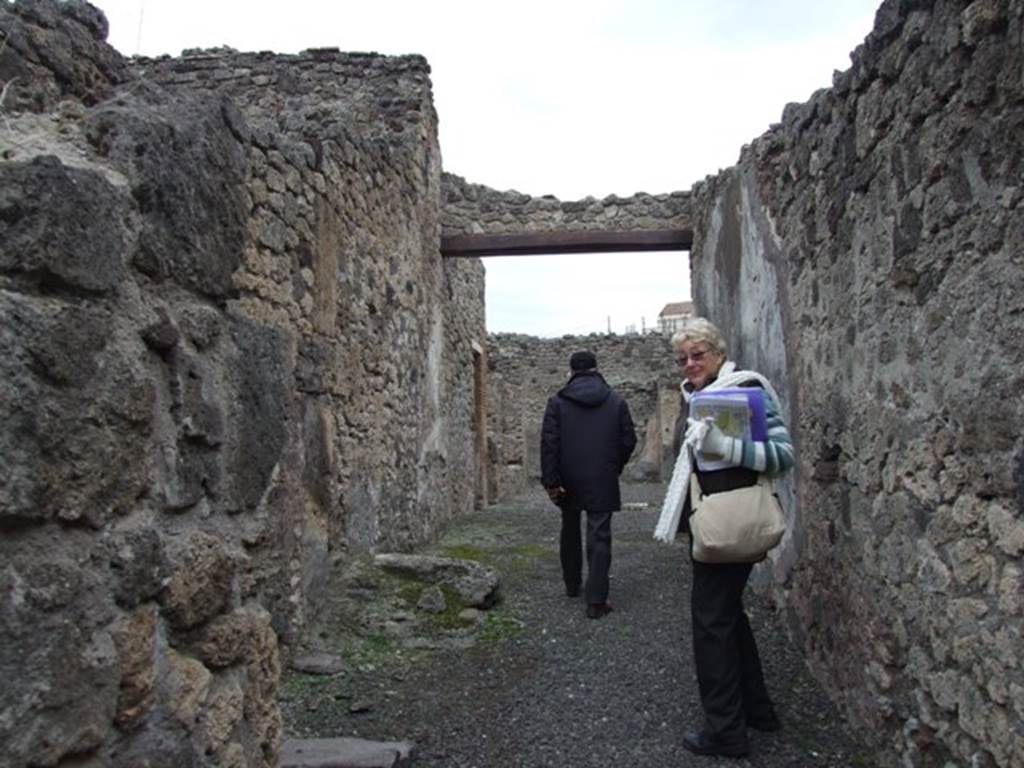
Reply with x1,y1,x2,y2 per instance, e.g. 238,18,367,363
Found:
690,0,1024,765
0,2,484,766
5,0,1024,766
486,333,680,500
442,172,693,236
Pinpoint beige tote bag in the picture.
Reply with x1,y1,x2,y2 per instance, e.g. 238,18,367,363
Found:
688,473,785,563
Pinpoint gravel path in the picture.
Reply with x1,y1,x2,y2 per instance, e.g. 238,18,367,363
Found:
282,483,874,767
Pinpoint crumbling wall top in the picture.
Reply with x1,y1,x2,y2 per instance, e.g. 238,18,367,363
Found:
129,46,437,140
441,171,693,239
0,0,129,111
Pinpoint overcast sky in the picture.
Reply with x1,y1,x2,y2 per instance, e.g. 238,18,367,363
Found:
94,0,880,337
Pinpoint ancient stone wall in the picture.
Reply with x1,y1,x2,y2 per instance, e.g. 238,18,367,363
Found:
132,46,434,139
0,2,484,766
486,333,679,500
5,0,1024,766
690,0,1024,764
442,172,692,236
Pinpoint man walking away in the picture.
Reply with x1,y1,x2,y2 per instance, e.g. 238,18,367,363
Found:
540,351,637,619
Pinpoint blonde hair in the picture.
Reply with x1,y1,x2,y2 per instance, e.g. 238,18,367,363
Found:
671,317,727,357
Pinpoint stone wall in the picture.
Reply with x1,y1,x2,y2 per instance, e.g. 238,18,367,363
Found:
486,333,679,500
690,0,1024,764
132,46,434,139
442,172,692,236
5,0,1024,766
0,2,484,766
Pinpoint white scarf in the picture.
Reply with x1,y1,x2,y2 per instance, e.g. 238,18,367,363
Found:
653,360,780,543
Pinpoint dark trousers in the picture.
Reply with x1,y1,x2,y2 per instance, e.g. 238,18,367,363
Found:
560,508,613,604
690,559,774,737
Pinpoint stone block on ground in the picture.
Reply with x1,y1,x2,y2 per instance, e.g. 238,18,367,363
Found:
281,737,414,768
290,652,347,675
373,554,500,608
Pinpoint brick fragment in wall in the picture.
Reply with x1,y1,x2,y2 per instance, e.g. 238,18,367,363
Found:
161,532,235,630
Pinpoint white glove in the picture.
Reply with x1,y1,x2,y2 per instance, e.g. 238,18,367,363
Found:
700,421,731,459
683,417,709,449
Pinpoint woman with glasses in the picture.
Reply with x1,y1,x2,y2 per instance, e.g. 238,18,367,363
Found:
669,317,795,758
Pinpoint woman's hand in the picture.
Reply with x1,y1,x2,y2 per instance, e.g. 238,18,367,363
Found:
686,417,730,460
700,421,730,459
683,417,709,448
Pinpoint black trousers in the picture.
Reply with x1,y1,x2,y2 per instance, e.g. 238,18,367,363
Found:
560,508,613,604
690,558,774,737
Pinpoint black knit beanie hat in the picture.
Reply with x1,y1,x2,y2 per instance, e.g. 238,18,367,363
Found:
569,351,597,371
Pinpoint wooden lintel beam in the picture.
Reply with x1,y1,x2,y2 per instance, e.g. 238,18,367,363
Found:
440,229,693,258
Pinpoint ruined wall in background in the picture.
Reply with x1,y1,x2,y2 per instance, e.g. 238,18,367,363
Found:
442,172,692,235
0,2,484,766
442,175,694,504
486,333,678,500
690,0,1024,765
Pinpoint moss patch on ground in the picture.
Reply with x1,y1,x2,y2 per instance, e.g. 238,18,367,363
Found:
279,671,335,701
509,543,554,558
395,580,475,629
429,584,475,630
438,543,489,562
478,604,525,644
434,540,555,573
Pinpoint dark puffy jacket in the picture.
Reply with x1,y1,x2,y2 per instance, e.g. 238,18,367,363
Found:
540,371,637,512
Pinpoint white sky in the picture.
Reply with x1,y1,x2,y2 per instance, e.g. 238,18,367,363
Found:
95,0,880,337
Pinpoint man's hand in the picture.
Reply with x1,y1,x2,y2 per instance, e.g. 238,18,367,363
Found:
545,486,566,505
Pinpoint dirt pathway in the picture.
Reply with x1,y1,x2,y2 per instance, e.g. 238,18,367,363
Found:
281,483,873,767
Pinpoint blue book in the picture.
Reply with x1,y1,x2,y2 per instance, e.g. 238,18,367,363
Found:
689,387,767,470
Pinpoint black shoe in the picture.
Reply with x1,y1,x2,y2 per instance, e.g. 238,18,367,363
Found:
585,602,613,619
682,729,750,758
747,712,781,732
566,586,580,598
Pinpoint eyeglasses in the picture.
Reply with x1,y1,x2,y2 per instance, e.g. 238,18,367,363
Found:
675,348,711,365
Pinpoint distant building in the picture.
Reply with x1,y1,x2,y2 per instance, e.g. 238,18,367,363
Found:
657,300,693,336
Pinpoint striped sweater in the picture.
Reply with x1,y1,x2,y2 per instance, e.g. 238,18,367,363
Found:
682,361,794,477
705,390,794,475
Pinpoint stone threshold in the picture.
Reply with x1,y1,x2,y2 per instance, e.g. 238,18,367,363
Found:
281,737,414,768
